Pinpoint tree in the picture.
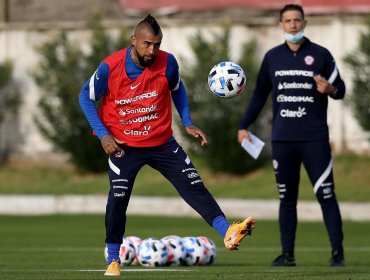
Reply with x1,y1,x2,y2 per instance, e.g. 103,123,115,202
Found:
0,61,21,165
180,27,269,174
33,14,130,173
344,16,370,135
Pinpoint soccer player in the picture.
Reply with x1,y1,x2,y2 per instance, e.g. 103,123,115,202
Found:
79,14,256,276
237,4,345,267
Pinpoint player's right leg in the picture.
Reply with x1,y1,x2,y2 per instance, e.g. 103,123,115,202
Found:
270,142,300,266
104,147,147,276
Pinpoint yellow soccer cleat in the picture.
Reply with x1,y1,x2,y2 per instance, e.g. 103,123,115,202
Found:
224,217,256,250
104,260,121,277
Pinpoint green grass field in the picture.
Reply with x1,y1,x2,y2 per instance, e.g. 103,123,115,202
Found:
0,215,369,280
1,154,370,201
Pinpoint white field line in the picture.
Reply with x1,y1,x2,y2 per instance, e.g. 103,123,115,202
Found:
0,269,197,272
1,247,369,252
76,269,196,272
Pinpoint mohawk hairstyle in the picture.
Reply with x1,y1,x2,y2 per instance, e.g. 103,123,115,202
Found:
143,14,161,35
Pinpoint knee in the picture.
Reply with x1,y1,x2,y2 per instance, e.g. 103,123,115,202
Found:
107,188,130,206
316,186,336,204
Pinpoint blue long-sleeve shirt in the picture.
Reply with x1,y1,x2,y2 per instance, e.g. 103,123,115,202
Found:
79,47,192,140
239,38,345,142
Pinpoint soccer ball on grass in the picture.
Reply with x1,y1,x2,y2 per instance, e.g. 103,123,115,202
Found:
181,236,207,266
137,238,168,267
197,236,217,265
161,235,186,266
126,235,142,265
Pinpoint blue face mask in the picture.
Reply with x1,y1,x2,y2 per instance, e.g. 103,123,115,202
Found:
284,30,304,43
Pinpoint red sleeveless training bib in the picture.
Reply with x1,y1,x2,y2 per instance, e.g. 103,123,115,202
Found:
99,48,173,147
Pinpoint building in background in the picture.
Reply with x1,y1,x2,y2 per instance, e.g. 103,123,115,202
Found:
0,0,369,162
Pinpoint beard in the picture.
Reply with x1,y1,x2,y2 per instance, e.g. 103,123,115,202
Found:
135,49,155,67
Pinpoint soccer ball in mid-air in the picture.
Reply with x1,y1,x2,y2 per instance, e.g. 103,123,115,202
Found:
208,61,246,98
181,236,207,266
161,235,186,266
197,236,217,265
137,238,168,267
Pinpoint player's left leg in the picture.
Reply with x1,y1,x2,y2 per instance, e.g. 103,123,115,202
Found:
148,140,255,250
301,141,345,266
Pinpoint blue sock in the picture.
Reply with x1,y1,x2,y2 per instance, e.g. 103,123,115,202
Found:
211,215,230,238
106,243,121,265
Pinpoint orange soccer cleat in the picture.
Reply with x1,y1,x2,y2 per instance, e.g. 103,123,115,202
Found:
224,217,256,250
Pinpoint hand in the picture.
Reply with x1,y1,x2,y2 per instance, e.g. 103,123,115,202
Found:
185,125,208,146
238,129,252,144
101,134,122,155
313,75,336,95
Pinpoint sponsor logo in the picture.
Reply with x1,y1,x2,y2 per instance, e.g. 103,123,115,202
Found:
275,70,314,77
113,185,128,189
187,172,199,179
95,70,100,80
123,125,151,136
114,192,126,197
323,187,332,195
119,113,159,125
190,179,202,185
278,82,313,90
304,55,314,65
130,83,141,90
280,107,307,118
114,150,125,158
277,94,314,103
173,147,179,153
112,179,128,183
115,91,157,105
119,104,157,117
182,168,196,173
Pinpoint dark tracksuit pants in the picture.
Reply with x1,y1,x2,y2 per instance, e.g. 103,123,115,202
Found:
272,141,344,255
105,140,224,243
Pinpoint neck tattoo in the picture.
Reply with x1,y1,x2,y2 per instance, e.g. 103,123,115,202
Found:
130,48,144,69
